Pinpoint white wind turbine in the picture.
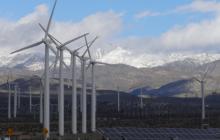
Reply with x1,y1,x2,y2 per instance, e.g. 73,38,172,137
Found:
193,61,216,124
79,36,99,133
185,54,217,127
86,47,111,132
10,0,59,137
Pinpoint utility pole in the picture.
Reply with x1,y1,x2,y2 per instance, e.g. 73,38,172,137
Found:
40,85,43,124
8,82,11,119
13,84,17,118
117,86,120,112
201,80,205,121
18,88,21,109
140,88,143,109
29,86,32,113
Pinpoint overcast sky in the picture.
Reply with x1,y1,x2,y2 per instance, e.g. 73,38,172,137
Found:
1,0,220,65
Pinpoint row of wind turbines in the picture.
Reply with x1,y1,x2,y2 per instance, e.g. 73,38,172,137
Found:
9,0,108,138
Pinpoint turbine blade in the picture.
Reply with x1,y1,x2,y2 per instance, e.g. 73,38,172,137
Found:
68,40,93,53
76,53,82,59
44,0,58,39
40,23,88,57
65,47,72,53
84,35,91,59
75,44,85,52
39,23,61,46
193,77,201,83
40,25,70,71
40,23,90,53
51,51,60,77
49,45,70,70
10,41,43,54
82,36,98,57
86,63,92,70
60,33,89,48
47,44,57,55
61,58,69,70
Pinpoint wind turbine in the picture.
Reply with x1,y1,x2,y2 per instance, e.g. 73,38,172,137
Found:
86,47,111,132
191,56,216,127
78,36,99,133
10,0,59,137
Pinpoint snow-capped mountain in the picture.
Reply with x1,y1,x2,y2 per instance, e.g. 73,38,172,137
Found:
1,46,220,71
0,53,45,71
96,47,220,68
1,48,220,95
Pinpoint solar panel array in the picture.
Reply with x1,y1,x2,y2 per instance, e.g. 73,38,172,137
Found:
99,127,220,140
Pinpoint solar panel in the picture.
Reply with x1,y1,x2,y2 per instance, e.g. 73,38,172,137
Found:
99,127,220,140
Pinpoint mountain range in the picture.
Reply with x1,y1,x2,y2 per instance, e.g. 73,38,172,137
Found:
1,48,220,97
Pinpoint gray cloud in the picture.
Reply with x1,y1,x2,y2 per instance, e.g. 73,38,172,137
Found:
0,4,123,57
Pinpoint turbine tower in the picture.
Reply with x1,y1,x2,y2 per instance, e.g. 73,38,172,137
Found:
194,78,206,122
81,56,87,133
